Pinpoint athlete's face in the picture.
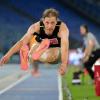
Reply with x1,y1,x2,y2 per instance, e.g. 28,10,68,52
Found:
43,16,57,35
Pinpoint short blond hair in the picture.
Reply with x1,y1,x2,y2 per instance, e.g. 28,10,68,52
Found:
42,8,59,19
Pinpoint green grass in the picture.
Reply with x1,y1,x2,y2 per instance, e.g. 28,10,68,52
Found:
62,66,100,100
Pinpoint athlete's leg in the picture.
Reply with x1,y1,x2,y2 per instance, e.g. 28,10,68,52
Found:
20,45,29,70
30,61,40,77
30,39,50,60
28,42,40,62
28,39,50,76
28,42,40,76
39,47,60,63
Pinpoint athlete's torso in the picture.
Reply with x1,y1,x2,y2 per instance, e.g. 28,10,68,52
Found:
33,20,61,47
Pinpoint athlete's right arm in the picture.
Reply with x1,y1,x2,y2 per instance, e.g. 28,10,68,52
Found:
0,22,40,66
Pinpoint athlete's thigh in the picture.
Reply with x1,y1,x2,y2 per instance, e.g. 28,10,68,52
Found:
39,47,60,63
29,42,40,55
28,42,40,62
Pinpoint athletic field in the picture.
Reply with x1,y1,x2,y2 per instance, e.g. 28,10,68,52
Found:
0,64,100,100
0,63,63,100
62,66,100,100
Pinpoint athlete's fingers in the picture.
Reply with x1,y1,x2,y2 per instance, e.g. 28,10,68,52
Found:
58,67,65,75
58,64,67,75
0,57,5,66
0,56,9,66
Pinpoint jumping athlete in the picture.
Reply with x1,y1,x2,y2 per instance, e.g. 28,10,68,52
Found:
0,8,69,76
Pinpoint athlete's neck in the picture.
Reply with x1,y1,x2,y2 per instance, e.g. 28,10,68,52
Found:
44,29,53,35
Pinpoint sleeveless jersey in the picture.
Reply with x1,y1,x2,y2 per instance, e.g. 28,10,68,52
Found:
33,21,61,47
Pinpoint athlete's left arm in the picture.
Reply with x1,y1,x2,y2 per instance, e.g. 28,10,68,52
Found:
59,22,69,75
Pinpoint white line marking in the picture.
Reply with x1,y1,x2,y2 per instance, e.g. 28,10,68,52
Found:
58,74,63,100
0,74,30,95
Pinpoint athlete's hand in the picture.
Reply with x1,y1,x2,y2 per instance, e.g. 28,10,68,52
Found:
0,55,10,66
58,63,67,75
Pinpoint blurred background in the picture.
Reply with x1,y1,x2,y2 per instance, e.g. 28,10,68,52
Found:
0,0,100,99
0,0,100,62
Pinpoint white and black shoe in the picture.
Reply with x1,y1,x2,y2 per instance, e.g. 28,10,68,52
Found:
72,72,81,85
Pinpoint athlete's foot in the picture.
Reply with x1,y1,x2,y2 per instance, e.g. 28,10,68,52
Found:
31,69,40,77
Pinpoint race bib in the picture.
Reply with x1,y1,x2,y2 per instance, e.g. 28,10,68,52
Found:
49,38,58,45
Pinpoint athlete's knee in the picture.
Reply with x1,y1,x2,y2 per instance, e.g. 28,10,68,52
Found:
32,53,40,60
29,53,39,61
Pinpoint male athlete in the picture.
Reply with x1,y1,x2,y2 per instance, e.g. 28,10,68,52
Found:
0,8,69,76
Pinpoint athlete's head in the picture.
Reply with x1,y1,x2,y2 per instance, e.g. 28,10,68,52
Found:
42,8,59,35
